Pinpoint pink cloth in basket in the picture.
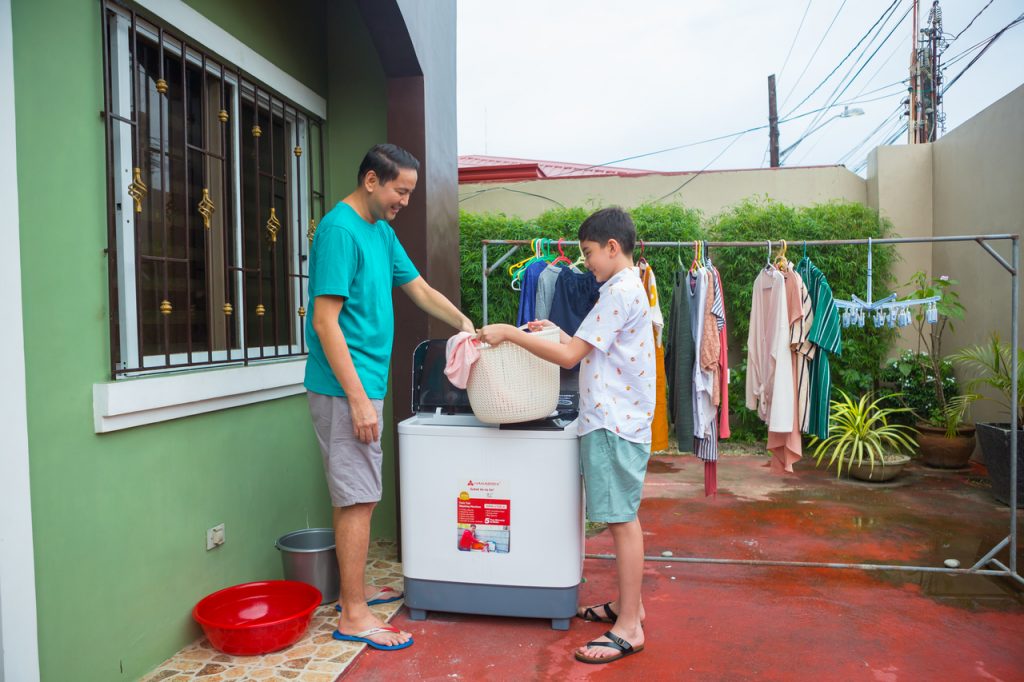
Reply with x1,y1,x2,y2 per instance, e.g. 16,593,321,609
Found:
445,332,481,389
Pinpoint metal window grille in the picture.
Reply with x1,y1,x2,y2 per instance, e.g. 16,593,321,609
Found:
101,1,325,377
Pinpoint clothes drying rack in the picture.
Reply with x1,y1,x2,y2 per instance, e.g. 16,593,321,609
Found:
480,234,1022,586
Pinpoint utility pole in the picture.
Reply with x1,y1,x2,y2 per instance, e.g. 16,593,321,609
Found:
908,1,946,142
768,74,780,167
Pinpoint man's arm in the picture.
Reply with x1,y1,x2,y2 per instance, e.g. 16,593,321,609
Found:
311,295,379,444
400,276,474,333
478,324,592,370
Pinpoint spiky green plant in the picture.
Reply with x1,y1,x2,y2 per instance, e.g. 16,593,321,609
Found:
810,391,919,478
950,333,1024,425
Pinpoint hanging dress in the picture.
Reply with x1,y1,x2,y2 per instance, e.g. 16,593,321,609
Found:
665,268,695,454
640,261,669,452
746,267,796,469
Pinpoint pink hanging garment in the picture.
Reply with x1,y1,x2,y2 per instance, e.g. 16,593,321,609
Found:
714,268,731,440
766,269,811,473
444,332,481,389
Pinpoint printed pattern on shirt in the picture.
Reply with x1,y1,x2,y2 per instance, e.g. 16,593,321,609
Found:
575,268,657,444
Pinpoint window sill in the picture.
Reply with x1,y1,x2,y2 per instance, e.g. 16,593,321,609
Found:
93,359,306,433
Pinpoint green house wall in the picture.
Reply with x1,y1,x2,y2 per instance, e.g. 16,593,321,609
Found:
11,1,390,679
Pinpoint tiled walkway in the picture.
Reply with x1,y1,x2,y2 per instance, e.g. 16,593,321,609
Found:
142,539,404,682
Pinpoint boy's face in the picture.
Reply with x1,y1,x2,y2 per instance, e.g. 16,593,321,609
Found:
365,168,418,223
580,238,626,282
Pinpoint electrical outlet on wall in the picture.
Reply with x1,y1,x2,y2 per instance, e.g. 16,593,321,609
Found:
206,523,225,550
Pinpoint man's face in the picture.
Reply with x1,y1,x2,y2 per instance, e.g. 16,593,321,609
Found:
367,168,418,222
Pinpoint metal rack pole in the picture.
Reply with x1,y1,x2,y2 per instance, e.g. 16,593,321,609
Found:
478,233,1022,585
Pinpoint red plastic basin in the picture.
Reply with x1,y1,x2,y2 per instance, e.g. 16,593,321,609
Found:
192,580,322,655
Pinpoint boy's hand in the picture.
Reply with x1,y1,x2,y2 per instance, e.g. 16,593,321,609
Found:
527,319,556,332
478,324,515,345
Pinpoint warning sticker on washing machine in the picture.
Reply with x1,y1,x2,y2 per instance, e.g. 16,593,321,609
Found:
456,479,510,554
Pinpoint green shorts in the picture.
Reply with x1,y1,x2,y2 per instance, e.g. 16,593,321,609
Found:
580,429,651,523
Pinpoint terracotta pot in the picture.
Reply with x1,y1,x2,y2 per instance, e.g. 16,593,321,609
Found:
848,453,911,482
915,422,976,469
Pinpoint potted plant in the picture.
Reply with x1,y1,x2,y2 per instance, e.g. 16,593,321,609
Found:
810,391,919,482
951,333,1024,507
893,272,979,468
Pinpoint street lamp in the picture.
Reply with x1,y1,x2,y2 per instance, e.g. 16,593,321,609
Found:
779,106,864,164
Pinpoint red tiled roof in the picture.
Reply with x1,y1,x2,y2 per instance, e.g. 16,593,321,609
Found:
458,155,656,183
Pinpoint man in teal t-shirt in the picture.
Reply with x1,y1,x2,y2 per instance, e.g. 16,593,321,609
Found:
306,144,472,651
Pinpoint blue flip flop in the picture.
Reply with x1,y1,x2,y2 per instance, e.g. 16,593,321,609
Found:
334,587,404,612
333,626,413,651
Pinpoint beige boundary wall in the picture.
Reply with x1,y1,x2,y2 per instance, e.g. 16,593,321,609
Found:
458,164,866,220
461,84,1024,419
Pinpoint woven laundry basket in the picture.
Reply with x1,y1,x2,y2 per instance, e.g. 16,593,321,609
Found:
467,325,560,424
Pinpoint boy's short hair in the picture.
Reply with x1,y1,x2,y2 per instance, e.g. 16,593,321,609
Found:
357,143,420,186
577,206,636,255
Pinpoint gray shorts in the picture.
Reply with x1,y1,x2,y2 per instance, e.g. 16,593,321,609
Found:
307,391,385,508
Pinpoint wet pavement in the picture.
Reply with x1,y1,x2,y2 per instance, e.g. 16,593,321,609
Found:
344,452,1024,681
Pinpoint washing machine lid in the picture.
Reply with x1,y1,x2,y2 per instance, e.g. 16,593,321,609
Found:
411,339,473,415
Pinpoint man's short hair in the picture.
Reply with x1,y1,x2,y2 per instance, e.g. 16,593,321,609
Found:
357,144,420,186
577,206,636,255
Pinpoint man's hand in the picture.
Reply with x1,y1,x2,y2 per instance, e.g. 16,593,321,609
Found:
526,319,555,332
477,323,516,346
349,395,380,444
459,316,475,334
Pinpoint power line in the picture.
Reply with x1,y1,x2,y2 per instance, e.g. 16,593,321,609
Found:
942,12,1024,94
778,0,816,82
782,0,900,119
780,0,850,112
950,0,997,42
653,132,751,203
795,1,911,145
547,90,905,178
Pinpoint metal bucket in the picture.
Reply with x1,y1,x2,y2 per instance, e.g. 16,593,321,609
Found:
275,528,338,604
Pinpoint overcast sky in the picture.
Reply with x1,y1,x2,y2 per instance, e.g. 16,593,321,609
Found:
456,0,1024,174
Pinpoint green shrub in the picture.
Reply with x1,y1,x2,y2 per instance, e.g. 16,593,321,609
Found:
880,350,960,425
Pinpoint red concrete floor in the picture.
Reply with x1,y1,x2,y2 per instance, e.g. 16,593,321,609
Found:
343,453,1024,681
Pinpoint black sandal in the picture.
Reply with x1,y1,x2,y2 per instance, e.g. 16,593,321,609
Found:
578,601,617,623
574,631,645,664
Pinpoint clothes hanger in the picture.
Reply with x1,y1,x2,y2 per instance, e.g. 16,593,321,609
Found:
774,239,789,272
689,240,703,274
551,238,573,267
636,240,647,267
765,240,773,270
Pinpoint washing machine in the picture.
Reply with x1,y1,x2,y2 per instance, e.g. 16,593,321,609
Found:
397,340,584,630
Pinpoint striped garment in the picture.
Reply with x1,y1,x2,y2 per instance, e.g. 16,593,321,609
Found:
787,269,816,433
795,257,842,440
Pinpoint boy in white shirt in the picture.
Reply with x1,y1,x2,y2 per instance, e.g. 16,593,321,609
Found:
479,207,655,664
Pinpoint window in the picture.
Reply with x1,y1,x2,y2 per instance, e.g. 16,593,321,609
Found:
101,2,325,377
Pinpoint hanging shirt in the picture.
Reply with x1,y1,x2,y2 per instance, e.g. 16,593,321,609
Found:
688,269,717,441
713,267,731,440
639,261,669,451
766,267,811,473
574,267,656,444
516,261,549,326
665,268,695,454
788,269,817,432
535,262,578,321
638,260,666,344
549,267,601,336
745,267,794,433
796,257,842,440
